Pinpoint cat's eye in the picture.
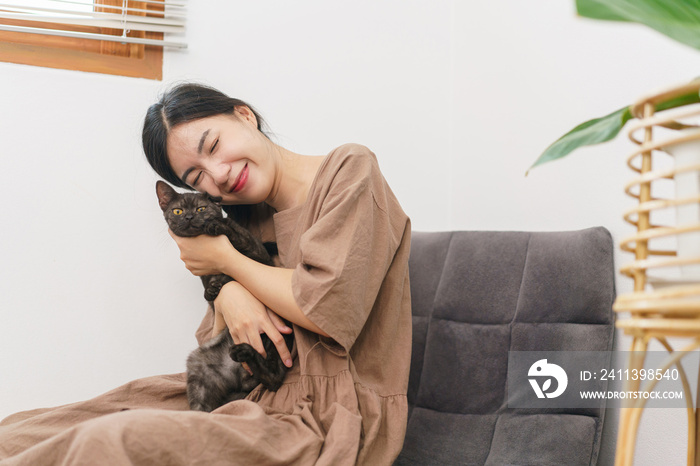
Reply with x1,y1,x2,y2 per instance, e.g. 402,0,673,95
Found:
197,206,206,212
173,208,183,216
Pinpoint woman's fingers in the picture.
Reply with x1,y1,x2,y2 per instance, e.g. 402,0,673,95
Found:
267,309,292,334
167,229,232,276
262,320,293,368
215,281,293,369
246,326,267,359
228,319,266,358
230,318,292,369
224,321,253,375
265,310,293,367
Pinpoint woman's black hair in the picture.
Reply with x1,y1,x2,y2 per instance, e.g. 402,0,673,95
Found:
142,83,269,225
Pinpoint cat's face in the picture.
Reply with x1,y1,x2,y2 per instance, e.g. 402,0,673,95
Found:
156,181,223,237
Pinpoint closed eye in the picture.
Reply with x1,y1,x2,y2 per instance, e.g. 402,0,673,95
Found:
211,138,219,153
192,171,202,186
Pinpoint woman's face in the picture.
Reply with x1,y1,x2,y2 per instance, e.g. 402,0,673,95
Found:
166,109,277,205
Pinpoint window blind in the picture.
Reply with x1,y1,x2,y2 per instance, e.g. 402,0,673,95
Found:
0,0,186,49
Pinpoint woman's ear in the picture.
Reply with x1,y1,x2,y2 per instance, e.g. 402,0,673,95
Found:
234,105,258,127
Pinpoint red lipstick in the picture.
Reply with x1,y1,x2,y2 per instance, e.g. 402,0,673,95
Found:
230,163,249,193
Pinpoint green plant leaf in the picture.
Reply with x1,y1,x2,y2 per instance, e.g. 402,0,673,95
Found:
656,88,700,112
527,106,633,174
576,0,700,51
575,0,631,22
528,88,700,173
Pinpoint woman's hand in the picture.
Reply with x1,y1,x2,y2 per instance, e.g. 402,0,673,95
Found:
168,229,234,276
170,229,328,340
212,281,293,369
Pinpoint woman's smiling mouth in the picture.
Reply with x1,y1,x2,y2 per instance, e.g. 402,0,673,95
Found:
229,163,249,193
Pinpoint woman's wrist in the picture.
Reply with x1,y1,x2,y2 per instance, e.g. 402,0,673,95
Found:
218,243,243,278
217,245,329,338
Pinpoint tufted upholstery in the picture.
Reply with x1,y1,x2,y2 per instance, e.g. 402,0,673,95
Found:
395,228,616,466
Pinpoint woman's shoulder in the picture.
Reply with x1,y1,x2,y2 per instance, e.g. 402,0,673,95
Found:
328,142,377,161
323,143,381,180
328,142,376,159
319,143,407,219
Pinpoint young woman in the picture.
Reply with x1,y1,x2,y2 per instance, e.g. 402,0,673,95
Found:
0,83,412,465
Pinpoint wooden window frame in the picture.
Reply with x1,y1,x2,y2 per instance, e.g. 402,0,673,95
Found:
0,1,164,80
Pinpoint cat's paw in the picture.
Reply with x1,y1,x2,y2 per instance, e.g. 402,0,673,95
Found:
203,220,232,237
204,282,223,301
229,344,257,363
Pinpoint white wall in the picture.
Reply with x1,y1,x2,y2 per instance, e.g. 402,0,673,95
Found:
1,1,697,464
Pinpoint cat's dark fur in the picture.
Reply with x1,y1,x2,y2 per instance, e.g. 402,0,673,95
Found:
156,181,293,412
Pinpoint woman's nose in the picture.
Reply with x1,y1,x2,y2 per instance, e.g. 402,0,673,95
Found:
211,163,230,188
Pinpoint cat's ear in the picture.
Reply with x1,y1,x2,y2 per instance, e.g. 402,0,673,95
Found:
155,181,177,211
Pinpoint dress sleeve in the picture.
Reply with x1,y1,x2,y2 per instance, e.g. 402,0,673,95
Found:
291,151,402,352
195,305,215,346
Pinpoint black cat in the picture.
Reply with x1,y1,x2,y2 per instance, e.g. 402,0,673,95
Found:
156,181,293,412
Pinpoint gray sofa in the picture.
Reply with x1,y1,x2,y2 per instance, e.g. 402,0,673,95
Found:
395,228,616,466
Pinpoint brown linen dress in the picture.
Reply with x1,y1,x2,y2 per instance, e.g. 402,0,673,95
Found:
0,143,412,465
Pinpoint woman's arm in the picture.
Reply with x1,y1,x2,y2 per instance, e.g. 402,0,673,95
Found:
168,230,329,336
220,248,329,337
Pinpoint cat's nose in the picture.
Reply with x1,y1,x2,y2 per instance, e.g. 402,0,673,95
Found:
185,214,194,220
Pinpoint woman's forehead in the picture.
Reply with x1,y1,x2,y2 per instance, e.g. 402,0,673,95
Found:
170,117,210,144
166,124,203,173
167,117,214,158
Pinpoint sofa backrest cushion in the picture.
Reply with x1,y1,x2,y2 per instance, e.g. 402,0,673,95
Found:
396,228,615,466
